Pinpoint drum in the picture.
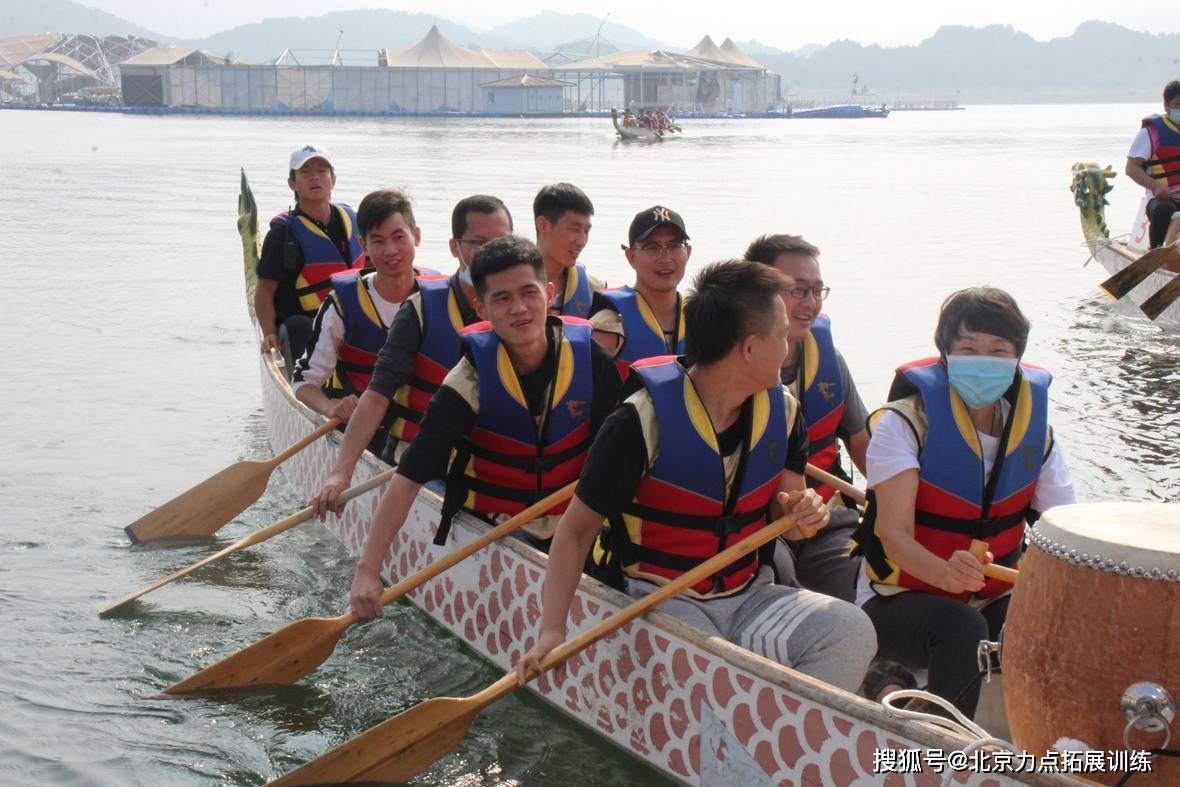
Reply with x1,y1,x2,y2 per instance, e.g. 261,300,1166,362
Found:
1003,502,1180,786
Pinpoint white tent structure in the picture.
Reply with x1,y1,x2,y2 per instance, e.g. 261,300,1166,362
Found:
119,26,552,113
0,32,155,101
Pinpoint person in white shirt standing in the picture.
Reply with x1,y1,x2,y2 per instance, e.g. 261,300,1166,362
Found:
850,287,1076,718
291,189,421,454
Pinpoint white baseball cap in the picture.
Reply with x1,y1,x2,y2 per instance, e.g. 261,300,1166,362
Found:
289,143,333,171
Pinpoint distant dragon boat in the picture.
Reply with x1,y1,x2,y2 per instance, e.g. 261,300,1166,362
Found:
237,171,1075,786
1071,161,1180,326
611,107,671,140
788,104,889,119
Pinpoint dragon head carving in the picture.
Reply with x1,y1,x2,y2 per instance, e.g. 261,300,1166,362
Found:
1070,161,1116,241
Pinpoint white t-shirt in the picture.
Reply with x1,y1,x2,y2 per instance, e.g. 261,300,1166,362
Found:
854,400,1077,606
1128,127,1157,197
292,272,405,392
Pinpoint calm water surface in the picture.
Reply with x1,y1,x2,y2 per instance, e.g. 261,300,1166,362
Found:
1,105,1177,786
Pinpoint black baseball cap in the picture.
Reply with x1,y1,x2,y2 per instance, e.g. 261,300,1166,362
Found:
627,205,689,246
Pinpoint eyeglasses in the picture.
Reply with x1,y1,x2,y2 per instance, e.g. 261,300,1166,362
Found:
630,240,689,258
786,285,830,300
455,238,490,248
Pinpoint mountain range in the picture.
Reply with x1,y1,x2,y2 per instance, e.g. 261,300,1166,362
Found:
4,1,1177,103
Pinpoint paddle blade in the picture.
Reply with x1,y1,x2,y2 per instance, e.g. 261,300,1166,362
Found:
270,698,477,786
125,460,273,543
1098,245,1177,300
1141,274,1180,320
166,617,347,694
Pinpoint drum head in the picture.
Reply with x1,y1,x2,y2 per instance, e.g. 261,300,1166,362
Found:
1032,502,1180,580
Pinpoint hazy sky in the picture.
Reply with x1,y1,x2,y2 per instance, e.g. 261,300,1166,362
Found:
87,0,1179,48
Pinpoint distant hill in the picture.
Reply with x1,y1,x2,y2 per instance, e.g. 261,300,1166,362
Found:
483,12,665,52
4,5,1178,103
188,10,483,63
0,0,162,40
757,21,1180,103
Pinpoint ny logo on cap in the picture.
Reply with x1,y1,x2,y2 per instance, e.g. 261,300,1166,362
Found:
652,207,672,223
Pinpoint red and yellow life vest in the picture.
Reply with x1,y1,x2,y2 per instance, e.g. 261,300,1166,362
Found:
385,276,469,451
436,316,594,544
321,272,389,399
851,357,1051,601
793,315,845,501
599,286,685,380
1142,114,1180,197
594,356,789,599
270,204,365,316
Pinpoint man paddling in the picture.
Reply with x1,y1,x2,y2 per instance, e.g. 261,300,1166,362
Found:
255,144,365,371
533,183,605,318
349,236,623,621
745,234,869,602
1126,80,1180,251
310,196,513,518
291,190,419,438
516,261,876,692
589,205,688,378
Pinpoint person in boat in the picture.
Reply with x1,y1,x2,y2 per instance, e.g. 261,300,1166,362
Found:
309,195,513,518
1126,79,1180,249
533,183,605,318
850,287,1076,717
290,189,419,438
744,234,868,602
515,260,877,693
348,235,623,621
589,205,688,379
255,144,365,372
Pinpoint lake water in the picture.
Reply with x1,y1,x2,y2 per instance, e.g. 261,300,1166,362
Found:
1,105,1177,786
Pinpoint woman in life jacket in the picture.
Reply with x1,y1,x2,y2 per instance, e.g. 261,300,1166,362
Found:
849,287,1076,718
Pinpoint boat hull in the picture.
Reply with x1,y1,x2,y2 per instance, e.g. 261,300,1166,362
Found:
258,351,1068,786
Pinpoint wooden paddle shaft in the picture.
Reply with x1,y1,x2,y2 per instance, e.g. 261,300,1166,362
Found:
373,481,577,609
270,417,341,465
103,469,395,615
803,464,866,505
1142,271,1180,320
474,511,806,708
969,539,1019,585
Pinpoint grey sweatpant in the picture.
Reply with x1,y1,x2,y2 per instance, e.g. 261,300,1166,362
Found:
626,566,877,692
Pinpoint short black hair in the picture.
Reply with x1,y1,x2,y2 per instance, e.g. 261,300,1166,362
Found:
469,235,545,299
685,260,791,365
356,189,415,237
452,194,513,239
935,287,1030,357
533,183,594,225
1165,80,1180,104
743,234,821,265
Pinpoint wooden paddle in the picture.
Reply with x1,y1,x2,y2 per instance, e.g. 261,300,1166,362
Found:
969,539,1019,585
804,463,867,506
124,418,341,543
1097,242,1180,301
165,481,577,694
1140,272,1180,320
266,507,805,786
101,469,395,617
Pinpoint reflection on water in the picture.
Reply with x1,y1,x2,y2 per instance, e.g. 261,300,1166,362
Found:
0,104,1176,785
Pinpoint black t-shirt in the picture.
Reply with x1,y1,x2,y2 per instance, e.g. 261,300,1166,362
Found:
368,276,480,400
396,327,623,485
575,388,810,519
258,205,354,323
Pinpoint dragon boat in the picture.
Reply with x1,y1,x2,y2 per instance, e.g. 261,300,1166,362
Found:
1070,161,1180,326
237,171,1074,786
611,107,666,141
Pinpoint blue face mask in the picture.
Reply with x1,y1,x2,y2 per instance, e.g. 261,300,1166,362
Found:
946,355,1018,408
1169,109,1180,124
